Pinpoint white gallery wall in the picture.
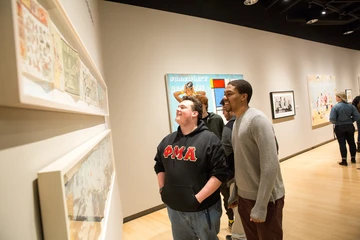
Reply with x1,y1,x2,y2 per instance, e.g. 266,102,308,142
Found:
0,0,122,239
100,2,360,218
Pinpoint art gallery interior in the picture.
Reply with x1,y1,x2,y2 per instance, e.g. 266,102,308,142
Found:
0,0,359,239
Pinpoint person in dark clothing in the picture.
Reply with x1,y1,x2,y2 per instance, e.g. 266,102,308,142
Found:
196,95,224,139
330,92,360,166
219,99,235,228
221,98,247,240
351,95,360,152
154,96,228,240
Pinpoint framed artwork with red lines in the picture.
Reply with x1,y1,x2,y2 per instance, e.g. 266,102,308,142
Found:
165,74,243,132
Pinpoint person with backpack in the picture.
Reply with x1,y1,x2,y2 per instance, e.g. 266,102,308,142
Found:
351,95,360,152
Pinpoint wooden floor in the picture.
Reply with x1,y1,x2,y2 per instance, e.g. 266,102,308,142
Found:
123,139,360,240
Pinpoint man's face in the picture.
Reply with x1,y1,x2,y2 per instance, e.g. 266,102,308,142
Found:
222,107,232,121
222,97,232,121
222,97,231,112
224,84,245,112
175,100,197,125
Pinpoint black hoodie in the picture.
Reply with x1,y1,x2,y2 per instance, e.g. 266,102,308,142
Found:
202,112,224,139
154,121,228,212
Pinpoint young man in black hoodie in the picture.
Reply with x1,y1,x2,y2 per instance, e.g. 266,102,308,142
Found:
154,96,228,240
196,95,224,139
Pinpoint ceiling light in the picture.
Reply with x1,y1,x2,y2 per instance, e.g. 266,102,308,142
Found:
244,0,258,6
321,9,326,15
343,30,354,35
306,16,318,24
343,24,354,35
342,21,359,35
306,3,319,25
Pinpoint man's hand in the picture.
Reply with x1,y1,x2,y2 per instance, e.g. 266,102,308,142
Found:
194,194,202,203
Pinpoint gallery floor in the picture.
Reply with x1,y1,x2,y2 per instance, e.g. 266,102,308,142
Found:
123,139,360,240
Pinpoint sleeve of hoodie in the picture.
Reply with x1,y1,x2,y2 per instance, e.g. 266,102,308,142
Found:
154,143,165,174
206,139,228,183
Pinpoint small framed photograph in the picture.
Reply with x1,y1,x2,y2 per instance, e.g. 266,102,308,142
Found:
270,91,296,119
345,89,352,103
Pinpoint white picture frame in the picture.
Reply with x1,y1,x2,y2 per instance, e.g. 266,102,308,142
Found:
345,89,353,103
306,75,336,128
38,129,115,240
0,0,108,116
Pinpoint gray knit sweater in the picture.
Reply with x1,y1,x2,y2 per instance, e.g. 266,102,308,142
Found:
232,108,285,221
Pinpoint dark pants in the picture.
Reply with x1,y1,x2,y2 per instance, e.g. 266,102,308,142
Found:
238,196,284,240
356,120,360,143
334,124,356,160
220,183,234,221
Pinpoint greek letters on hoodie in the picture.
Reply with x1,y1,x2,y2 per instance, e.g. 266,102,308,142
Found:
154,121,228,212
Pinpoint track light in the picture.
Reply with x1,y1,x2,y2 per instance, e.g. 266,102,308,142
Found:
343,23,355,35
343,29,354,35
306,16,318,24
244,0,258,6
306,1,319,24
306,12,319,24
342,21,359,35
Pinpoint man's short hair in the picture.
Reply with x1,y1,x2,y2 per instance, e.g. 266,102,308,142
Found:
182,96,203,124
196,95,208,111
228,79,253,104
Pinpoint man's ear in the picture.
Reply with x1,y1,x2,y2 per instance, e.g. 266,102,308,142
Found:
241,93,248,102
192,111,198,118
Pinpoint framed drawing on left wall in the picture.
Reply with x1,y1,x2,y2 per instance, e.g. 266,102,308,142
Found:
37,129,115,240
0,0,109,115
270,91,296,119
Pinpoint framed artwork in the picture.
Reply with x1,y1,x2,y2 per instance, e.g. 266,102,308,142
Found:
345,89,353,103
38,130,115,240
306,75,336,128
270,91,296,119
165,74,243,132
0,0,108,115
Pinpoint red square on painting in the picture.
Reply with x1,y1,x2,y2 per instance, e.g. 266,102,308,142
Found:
212,79,225,88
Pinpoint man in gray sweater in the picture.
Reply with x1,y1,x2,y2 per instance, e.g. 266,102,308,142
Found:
224,80,285,240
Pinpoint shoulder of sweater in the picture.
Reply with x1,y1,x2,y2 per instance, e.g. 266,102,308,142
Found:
245,108,268,121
